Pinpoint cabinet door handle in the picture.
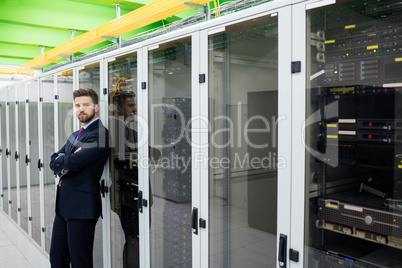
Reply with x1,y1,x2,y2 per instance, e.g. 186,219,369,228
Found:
138,191,143,213
191,207,198,235
100,180,108,198
278,234,287,267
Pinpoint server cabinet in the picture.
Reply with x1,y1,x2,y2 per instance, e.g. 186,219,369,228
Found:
303,0,402,267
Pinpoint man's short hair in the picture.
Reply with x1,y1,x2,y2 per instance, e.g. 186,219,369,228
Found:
73,88,99,104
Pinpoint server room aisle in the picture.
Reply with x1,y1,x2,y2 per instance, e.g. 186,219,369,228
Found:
0,211,50,268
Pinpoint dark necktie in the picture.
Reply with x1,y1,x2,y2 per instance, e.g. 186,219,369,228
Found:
77,127,84,139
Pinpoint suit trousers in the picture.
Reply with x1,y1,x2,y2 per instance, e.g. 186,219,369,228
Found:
50,212,98,268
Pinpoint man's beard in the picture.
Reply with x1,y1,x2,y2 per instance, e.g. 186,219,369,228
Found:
78,111,95,123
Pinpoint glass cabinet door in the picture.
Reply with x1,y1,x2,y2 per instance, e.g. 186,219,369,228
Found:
1,87,7,214
79,62,101,97
28,79,41,246
7,86,18,224
148,36,193,267
42,75,55,252
304,1,402,267
16,84,28,234
107,52,139,268
57,70,74,149
207,14,280,268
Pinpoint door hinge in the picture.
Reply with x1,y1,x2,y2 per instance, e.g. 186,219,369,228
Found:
289,248,299,262
291,61,301,73
199,74,206,83
199,218,206,229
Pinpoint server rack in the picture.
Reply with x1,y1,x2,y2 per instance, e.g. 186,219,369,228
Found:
306,1,402,267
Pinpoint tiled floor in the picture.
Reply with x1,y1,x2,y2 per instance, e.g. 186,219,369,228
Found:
0,211,50,268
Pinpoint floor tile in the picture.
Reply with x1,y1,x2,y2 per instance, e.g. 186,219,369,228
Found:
0,211,49,268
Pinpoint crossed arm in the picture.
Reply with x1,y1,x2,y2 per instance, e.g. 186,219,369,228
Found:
49,133,109,177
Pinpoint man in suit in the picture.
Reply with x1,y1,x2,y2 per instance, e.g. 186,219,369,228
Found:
49,88,110,268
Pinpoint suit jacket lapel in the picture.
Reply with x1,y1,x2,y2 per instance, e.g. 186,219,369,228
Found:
66,131,78,154
72,120,101,150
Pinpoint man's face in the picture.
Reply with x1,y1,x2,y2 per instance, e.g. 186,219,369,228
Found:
74,96,99,124
123,97,137,118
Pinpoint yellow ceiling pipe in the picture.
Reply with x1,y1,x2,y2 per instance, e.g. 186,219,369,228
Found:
46,31,103,61
18,0,212,75
0,67,18,75
0,67,37,77
99,0,208,36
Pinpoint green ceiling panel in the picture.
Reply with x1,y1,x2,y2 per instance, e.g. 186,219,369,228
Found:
0,42,47,58
0,56,30,66
0,22,75,46
0,0,219,68
0,0,120,30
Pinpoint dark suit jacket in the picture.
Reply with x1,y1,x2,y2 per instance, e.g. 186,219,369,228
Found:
50,119,110,219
